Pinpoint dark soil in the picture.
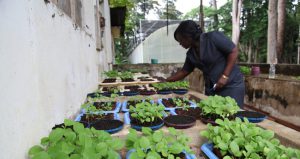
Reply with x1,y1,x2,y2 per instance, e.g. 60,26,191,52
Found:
164,115,196,129
102,78,116,83
162,98,190,108
102,86,118,92
157,90,172,94
139,90,156,95
87,92,101,98
89,119,123,131
140,78,154,81
200,114,235,126
93,102,116,111
235,110,266,118
124,85,140,90
126,100,143,108
80,113,114,124
188,95,202,103
137,76,150,79
121,78,135,82
175,107,202,119
123,91,139,96
130,116,164,127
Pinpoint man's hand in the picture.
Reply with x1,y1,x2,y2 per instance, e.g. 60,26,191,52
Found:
216,76,228,90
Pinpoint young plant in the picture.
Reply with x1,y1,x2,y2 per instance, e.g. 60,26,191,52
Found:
103,70,119,78
201,118,300,159
129,101,165,124
81,102,104,123
120,71,134,80
171,97,191,110
172,81,189,89
28,119,124,159
126,127,194,159
240,66,251,75
152,82,173,91
197,95,240,119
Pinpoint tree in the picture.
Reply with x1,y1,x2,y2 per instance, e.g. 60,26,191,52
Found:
232,0,242,45
277,0,286,62
158,0,182,20
199,0,205,30
211,0,219,30
267,0,278,64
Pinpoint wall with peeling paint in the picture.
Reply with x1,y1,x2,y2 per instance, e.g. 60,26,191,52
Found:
0,0,112,158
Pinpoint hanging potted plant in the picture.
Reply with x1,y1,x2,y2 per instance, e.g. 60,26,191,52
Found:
28,119,124,159
125,127,196,159
197,95,240,125
125,101,165,131
200,118,300,159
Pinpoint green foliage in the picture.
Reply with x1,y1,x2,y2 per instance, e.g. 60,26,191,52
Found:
197,95,240,119
240,66,251,75
158,0,182,20
126,127,194,159
152,81,189,90
172,97,191,110
120,71,134,79
201,118,300,158
129,101,165,123
28,119,124,159
103,70,119,78
296,76,300,80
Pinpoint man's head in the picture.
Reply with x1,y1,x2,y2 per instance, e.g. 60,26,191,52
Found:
174,20,202,49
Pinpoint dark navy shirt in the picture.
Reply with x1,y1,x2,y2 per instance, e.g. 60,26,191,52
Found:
182,31,244,92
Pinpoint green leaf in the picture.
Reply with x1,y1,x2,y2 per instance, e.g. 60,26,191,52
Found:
109,139,124,150
169,143,183,154
107,149,120,159
70,154,81,159
64,130,76,142
223,156,232,159
140,137,150,149
61,142,75,155
40,137,49,146
96,142,107,155
28,145,44,157
230,141,240,156
49,128,64,143
64,119,75,126
32,151,51,159
261,130,274,139
218,141,228,151
153,131,163,142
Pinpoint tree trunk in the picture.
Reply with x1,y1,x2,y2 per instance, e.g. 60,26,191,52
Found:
199,0,205,32
277,0,285,63
297,25,300,64
267,0,278,64
212,0,219,30
232,0,242,45
247,41,252,63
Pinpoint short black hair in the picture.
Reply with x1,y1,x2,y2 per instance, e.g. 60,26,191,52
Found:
174,20,203,41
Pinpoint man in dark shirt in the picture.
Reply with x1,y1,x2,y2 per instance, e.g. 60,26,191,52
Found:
166,20,245,108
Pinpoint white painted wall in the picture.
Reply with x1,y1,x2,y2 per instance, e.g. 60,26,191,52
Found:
129,43,144,64
129,24,187,64
0,0,112,158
